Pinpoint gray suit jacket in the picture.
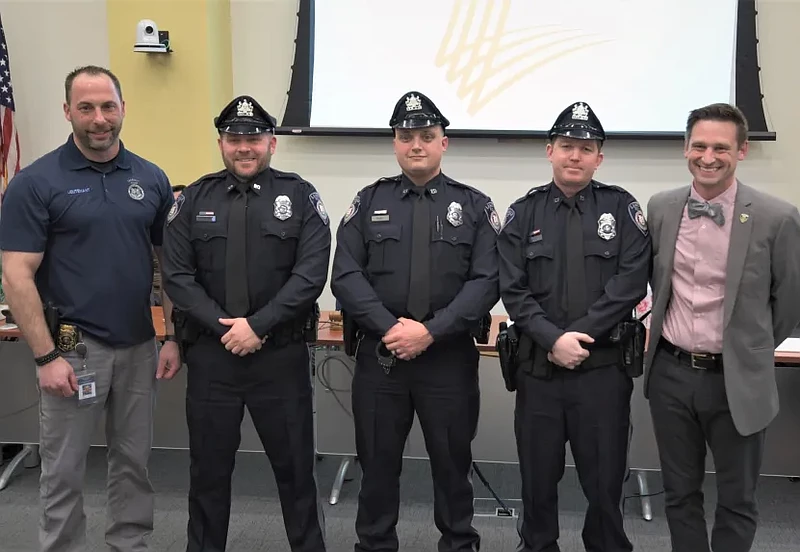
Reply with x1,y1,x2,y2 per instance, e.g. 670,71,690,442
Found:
645,182,800,436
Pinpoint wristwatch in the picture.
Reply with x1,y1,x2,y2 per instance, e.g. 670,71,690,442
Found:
163,334,177,342
34,348,62,367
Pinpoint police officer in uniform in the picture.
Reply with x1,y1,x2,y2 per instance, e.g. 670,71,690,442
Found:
331,91,500,552
498,103,651,552
161,95,330,552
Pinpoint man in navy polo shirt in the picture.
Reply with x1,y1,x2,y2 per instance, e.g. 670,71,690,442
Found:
0,65,180,552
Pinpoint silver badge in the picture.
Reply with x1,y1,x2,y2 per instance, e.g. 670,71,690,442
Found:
572,102,589,121
237,99,254,117
597,213,616,240
446,201,463,227
127,180,144,201
405,94,422,111
274,195,292,220
309,192,329,225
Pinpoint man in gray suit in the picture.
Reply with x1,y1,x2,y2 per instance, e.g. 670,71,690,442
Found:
645,102,800,552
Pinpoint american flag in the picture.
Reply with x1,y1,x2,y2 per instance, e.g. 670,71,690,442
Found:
0,14,20,202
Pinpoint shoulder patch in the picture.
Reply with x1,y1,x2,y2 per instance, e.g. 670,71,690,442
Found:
503,206,516,229
309,192,329,225
628,201,648,236
343,194,361,226
484,201,502,234
167,194,185,225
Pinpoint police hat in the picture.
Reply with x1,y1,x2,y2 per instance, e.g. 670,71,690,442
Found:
389,91,450,130
548,102,606,142
214,95,277,135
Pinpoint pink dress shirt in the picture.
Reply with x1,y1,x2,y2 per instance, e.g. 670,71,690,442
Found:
661,181,737,353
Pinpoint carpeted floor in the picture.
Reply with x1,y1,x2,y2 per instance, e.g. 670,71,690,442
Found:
1,447,799,551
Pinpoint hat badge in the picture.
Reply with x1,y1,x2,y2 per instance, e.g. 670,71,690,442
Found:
405,94,422,112
572,102,589,121
237,99,254,117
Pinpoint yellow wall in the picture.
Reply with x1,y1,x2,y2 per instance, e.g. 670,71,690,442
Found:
106,0,232,185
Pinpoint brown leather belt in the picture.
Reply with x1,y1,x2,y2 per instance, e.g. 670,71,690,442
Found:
659,338,723,372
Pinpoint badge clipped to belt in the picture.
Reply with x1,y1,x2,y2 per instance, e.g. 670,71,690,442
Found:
57,324,79,352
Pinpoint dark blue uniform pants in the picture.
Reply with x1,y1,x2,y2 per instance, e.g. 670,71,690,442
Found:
184,335,325,552
351,335,481,552
515,365,633,552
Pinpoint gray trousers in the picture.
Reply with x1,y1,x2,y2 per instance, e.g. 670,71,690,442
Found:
38,334,158,552
649,347,765,552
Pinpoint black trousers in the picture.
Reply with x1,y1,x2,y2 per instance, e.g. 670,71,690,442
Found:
352,335,481,552
515,365,633,552
184,335,325,552
649,347,765,552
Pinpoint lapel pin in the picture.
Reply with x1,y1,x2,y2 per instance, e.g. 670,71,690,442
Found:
739,213,750,223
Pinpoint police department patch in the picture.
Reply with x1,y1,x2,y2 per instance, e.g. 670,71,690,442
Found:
343,194,361,226
167,194,185,225
309,192,329,225
503,207,516,229
628,201,648,236
128,180,144,201
484,201,501,234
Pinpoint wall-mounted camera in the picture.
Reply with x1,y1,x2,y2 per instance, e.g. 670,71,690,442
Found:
134,19,172,54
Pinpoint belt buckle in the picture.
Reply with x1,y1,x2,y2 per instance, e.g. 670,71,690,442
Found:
690,353,709,370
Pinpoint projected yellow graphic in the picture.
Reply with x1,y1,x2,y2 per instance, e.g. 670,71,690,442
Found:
435,0,613,116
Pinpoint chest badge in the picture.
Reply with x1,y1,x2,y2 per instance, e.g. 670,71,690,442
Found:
597,213,616,240
274,195,292,221
446,201,463,227
127,179,144,201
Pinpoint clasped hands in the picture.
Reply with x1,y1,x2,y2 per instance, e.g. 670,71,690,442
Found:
547,331,595,369
382,318,434,361
219,317,267,356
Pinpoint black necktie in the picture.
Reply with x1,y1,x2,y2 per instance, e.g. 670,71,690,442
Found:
564,199,586,322
225,182,250,317
407,189,431,321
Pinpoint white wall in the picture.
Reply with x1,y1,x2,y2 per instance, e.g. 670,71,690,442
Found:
0,0,109,166
2,0,797,313
231,0,799,311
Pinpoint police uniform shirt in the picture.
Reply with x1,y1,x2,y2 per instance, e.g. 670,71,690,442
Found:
331,172,500,340
161,167,331,337
0,135,174,346
498,180,651,350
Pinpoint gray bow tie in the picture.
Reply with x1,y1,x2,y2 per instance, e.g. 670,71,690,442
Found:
687,197,725,226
